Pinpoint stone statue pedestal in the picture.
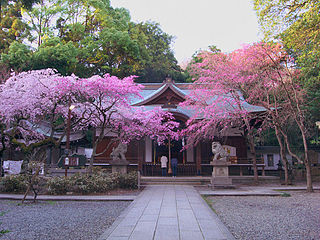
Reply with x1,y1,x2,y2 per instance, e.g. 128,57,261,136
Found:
110,159,129,174
110,142,129,174
210,158,234,189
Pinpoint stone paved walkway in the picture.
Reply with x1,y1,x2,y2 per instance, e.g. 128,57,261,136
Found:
98,185,235,240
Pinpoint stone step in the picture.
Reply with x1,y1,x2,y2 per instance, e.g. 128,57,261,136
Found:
140,176,280,186
140,176,211,186
141,182,206,186
231,176,280,184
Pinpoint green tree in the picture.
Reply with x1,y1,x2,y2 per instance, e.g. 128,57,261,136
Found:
22,0,65,46
1,41,32,71
32,37,80,75
0,1,30,54
1,0,184,81
132,22,185,83
254,0,320,135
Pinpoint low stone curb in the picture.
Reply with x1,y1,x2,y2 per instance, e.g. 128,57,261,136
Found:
199,186,320,197
0,193,136,201
200,191,282,196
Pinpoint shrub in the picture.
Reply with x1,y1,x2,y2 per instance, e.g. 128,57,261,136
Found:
46,171,138,195
108,172,121,188
118,172,138,189
47,177,70,195
1,175,28,193
69,173,113,194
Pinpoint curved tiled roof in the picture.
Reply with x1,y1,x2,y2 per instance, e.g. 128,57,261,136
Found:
132,80,266,119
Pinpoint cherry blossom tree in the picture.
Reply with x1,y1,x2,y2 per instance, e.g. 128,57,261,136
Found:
0,70,179,176
184,50,266,183
186,42,313,191
0,69,74,202
231,42,313,190
56,74,179,172
0,69,77,149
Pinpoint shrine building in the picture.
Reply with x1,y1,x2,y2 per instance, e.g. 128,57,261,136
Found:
93,79,266,176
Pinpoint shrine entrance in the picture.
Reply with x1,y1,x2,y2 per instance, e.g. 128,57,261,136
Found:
154,139,184,164
153,118,187,165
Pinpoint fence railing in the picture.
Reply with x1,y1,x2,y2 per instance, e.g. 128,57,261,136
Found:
142,163,198,176
142,160,266,176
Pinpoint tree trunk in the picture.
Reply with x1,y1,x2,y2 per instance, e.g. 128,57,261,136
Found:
300,126,313,192
305,160,313,192
22,166,41,204
281,146,289,185
88,142,97,174
248,136,258,183
275,127,289,185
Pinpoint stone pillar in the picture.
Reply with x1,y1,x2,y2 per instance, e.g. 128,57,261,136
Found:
210,158,233,188
111,162,129,174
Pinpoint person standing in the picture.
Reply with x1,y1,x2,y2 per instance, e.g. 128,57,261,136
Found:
160,155,168,176
171,156,178,177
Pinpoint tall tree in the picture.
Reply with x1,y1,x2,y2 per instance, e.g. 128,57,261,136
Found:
254,0,320,121
0,41,32,72
31,37,80,75
131,22,185,83
209,42,313,190
1,0,185,81
185,42,315,190
55,73,179,172
0,69,71,144
183,49,266,183
22,0,65,46
0,1,30,54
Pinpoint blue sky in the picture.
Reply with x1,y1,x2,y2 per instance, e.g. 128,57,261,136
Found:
111,0,262,65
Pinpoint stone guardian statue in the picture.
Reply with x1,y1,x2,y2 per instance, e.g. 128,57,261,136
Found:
210,142,233,189
110,142,129,174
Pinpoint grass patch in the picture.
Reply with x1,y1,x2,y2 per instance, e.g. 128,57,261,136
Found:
47,201,56,205
201,195,217,214
280,192,291,197
0,229,10,236
0,212,6,217
0,211,10,237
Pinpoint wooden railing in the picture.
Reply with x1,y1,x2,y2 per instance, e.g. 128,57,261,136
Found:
142,163,197,176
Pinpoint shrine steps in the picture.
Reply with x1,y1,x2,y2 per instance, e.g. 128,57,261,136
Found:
140,176,211,186
140,176,280,186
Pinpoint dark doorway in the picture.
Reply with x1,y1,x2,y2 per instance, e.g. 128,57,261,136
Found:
151,119,186,164
153,139,184,164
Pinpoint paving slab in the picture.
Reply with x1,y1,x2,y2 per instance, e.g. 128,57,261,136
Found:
99,185,235,240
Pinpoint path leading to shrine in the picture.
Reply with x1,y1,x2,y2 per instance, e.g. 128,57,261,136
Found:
98,185,235,240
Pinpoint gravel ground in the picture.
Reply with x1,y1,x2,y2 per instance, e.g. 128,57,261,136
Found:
0,200,131,240
208,191,320,240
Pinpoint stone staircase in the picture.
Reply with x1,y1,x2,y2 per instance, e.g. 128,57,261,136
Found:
140,176,280,186
140,176,211,186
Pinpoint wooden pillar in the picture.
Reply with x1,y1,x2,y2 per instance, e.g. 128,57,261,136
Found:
262,166,265,176
168,138,172,174
138,139,143,173
196,142,201,175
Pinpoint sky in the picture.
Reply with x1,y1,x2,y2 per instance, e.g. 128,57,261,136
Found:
110,0,262,65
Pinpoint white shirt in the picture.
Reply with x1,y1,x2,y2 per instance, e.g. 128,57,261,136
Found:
160,156,168,168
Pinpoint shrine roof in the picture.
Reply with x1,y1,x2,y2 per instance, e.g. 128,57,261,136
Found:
131,80,191,106
131,80,266,119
